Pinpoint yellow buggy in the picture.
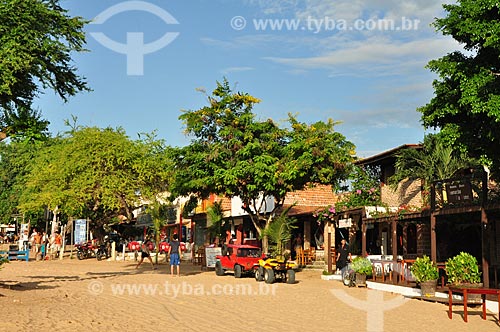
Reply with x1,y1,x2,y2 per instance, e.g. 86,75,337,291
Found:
254,257,297,284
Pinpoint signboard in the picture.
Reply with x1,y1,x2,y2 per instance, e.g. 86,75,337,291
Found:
446,180,472,203
205,247,222,268
338,218,352,228
74,219,87,244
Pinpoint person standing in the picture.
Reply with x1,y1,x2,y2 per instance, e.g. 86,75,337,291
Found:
168,234,182,277
336,239,352,272
135,238,156,270
53,232,62,257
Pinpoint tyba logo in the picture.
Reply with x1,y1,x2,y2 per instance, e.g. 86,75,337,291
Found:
90,1,180,75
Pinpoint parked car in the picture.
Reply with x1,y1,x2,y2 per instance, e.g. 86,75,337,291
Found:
215,244,263,278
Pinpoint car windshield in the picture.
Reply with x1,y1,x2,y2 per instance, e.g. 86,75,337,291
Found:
237,248,261,257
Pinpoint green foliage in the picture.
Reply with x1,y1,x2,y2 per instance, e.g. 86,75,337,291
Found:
0,139,46,224
313,205,337,224
0,0,89,113
0,107,49,143
335,165,381,210
18,126,172,229
419,0,500,179
445,252,482,284
351,256,373,276
411,255,439,283
206,201,227,244
261,206,297,258
389,134,475,204
0,256,8,269
171,78,355,250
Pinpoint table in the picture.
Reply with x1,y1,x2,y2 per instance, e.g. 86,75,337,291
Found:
448,286,500,322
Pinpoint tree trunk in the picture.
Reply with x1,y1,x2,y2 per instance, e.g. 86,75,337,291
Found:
261,235,269,254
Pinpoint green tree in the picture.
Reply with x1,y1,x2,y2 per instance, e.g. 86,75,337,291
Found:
261,206,297,259
206,201,227,245
0,0,89,139
389,134,475,203
335,165,381,211
0,139,46,224
419,0,500,178
0,107,50,143
18,127,172,230
171,79,355,252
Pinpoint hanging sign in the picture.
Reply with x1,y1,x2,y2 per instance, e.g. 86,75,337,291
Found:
338,218,352,228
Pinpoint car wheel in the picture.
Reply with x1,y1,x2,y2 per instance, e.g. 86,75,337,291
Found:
234,264,242,278
255,266,264,282
215,261,225,276
286,269,295,284
264,268,275,284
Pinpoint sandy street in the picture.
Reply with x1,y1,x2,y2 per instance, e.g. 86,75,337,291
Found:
0,258,498,332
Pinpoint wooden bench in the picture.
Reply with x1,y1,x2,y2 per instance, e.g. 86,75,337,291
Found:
0,250,29,262
448,286,500,322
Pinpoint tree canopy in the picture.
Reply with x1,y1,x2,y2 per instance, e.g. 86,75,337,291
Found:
170,79,355,250
419,0,500,178
0,0,89,139
0,139,45,224
18,127,173,229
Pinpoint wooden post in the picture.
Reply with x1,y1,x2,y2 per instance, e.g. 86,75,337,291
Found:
431,213,437,262
361,218,367,256
481,207,490,287
327,232,332,274
304,220,311,250
392,218,397,258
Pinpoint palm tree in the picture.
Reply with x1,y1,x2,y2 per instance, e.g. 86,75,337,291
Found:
206,201,226,245
389,134,476,204
261,205,297,259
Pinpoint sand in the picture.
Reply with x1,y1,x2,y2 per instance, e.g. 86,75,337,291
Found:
0,258,498,332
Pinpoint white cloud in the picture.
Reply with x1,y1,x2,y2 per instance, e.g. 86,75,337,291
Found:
263,36,461,77
221,66,254,74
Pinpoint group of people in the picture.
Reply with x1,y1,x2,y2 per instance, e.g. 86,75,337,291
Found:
28,229,63,259
135,233,183,276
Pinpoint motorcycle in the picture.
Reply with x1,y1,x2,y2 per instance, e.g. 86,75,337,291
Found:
96,237,112,261
75,241,96,260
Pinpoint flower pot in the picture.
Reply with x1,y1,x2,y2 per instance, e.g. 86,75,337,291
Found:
419,279,437,297
454,283,484,303
355,273,367,287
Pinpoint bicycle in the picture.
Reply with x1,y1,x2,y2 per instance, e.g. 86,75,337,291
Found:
341,263,356,287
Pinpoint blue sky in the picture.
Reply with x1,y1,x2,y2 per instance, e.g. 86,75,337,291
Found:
36,0,458,157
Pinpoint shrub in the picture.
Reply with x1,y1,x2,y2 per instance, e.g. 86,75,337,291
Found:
351,256,373,276
410,255,439,283
445,252,481,284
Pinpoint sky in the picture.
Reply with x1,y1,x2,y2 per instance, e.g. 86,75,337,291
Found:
35,0,459,157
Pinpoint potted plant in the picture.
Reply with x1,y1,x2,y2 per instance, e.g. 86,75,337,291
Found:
410,255,439,297
445,252,482,301
445,252,482,285
351,256,373,286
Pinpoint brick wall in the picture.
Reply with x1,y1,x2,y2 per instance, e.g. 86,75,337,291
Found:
381,178,423,208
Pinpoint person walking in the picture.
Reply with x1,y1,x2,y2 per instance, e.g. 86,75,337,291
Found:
336,239,352,273
135,238,156,270
168,234,182,277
